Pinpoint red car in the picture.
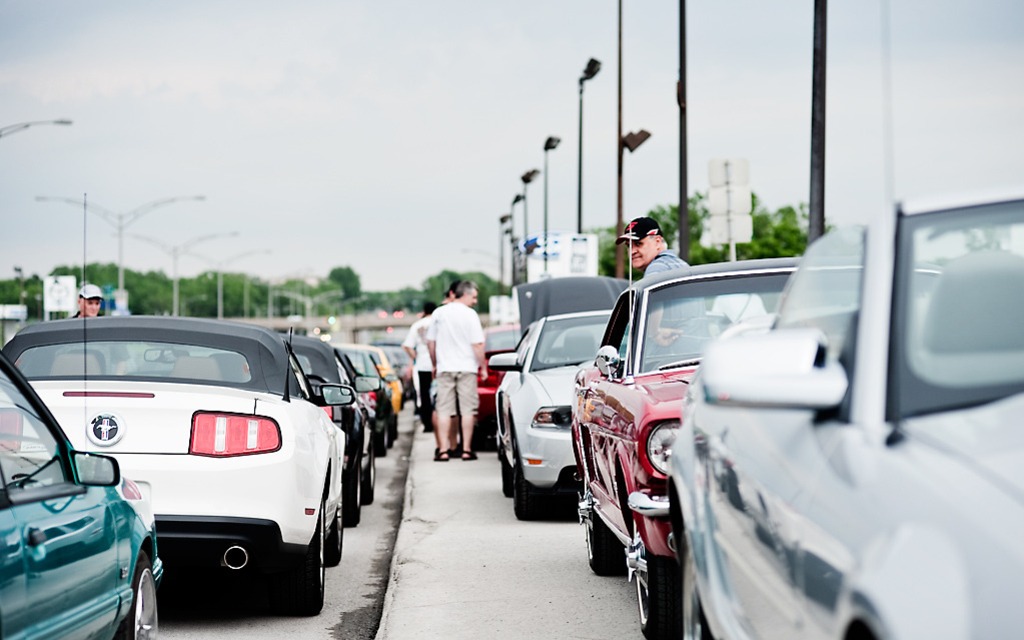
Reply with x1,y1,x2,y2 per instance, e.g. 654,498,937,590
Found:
572,258,797,640
473,323,520,451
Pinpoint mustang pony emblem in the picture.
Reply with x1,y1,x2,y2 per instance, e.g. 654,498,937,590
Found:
87,413,126,446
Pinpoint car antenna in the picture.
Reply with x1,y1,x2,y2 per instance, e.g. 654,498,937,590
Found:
282,326,293,402
80,193,90,428
624,235,635,385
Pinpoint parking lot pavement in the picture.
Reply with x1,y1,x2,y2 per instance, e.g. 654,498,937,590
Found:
376,424,638,640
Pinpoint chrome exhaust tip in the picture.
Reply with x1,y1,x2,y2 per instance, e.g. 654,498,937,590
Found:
222,545,249,570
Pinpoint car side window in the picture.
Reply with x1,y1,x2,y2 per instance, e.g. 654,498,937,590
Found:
775,226,865,366
0,375,68,493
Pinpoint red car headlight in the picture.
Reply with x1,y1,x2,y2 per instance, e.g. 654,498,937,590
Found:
646,420,681,475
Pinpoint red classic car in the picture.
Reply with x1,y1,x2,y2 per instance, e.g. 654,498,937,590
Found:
572,258,797,640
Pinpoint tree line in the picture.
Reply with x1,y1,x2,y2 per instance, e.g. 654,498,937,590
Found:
2,193,812,320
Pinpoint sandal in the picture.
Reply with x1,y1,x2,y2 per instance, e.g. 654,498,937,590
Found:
461,451,478,461
434,449,450,462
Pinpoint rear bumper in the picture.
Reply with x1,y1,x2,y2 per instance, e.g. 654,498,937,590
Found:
155,515,308,572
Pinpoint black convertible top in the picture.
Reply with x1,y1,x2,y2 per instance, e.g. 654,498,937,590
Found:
515,276,628,332
3,315,291,394
290,334,344,384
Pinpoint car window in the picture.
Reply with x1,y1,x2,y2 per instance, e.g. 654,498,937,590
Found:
532,315,608,371
486,328,519,352
15,340,253,385
0,373,68,493
775,227,865,364
639,273,793,373
895,199,1024,416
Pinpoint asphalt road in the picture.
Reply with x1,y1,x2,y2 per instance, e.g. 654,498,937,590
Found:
158,404,640,639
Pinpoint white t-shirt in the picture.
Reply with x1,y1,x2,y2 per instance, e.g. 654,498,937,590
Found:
402,315,434,372
426,301,484,373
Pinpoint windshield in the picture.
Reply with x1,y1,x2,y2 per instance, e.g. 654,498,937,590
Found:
894,199,1024,416
15,341,253,385
531,314,609,372
639,272,791,372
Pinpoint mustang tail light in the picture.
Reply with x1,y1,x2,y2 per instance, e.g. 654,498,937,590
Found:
190,413,281,457
646,420,682,476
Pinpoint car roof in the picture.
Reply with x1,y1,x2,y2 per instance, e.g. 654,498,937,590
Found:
514,276,628,329
629,257,801,294
289,334,342,383
3,315,291,394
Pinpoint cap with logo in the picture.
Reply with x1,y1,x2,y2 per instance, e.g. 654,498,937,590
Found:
615,216,663,245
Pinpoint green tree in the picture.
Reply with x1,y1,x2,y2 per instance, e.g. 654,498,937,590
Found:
328,266,361,300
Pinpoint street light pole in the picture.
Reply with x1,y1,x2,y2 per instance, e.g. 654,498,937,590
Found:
542,137,561,275
132,231,239,316
510,194,524,286
0,119,72,139
36,195,206,298
191,249,271,319
520,169,540,283
499,214,512,292
577,59,601,235
616,0,626,278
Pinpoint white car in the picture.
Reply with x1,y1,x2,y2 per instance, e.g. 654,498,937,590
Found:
4,316,349,616
490,310,610,520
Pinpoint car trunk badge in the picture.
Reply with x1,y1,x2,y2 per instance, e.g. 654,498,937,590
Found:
87,412,126,447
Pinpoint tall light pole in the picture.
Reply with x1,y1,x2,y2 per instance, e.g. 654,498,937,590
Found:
520,169,540,283
191,249,271,319
499,213,512,292
678,2,690,260
132,231,238,316
616,0,625,278
577,59,601,234
35,195,206,301
542,136,561,275
0,119,72,139
510,194,524,285
616,129,652,277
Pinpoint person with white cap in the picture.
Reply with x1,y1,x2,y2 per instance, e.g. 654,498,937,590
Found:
615,216,689,275
73,284,103,318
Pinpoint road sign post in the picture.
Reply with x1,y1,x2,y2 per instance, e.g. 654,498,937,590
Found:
707,158,753,261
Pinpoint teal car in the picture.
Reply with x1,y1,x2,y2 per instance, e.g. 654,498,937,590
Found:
0,350,161,640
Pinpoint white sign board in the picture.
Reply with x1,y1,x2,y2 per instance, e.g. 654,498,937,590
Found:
524,232,598,283
708,215,754,245
707,185,753,217
44,276,78,314
709,158,749,187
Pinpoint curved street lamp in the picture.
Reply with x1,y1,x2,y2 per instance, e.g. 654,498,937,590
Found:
131,231,239,316
577,58,601,234
542,136,561,274
36,195,206,297
510,194,525,285
190,249,272,319
0,119,72,139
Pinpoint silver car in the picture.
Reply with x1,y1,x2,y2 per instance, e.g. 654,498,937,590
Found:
668,193,1024,639
490,310,610,520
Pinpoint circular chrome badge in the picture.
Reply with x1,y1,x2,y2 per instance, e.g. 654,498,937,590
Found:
87,413,126,447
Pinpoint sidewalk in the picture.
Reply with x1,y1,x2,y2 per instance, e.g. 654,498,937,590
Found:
375,424,637,640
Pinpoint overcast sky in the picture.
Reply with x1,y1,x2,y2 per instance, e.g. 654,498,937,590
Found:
2,0,1021,291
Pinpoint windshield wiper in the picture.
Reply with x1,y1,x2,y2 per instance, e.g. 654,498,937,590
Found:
658,358,702,371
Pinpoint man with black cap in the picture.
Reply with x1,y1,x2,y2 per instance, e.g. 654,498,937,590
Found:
616,216,689,275
73,284,103,318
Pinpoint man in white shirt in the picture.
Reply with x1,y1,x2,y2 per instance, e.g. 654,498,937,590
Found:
402,301,437,433
427,281,487,461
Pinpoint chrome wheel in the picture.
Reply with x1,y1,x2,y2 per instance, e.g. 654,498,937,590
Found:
134,564,158,640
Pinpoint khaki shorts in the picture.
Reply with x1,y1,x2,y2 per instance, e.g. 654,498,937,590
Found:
435,371,479,415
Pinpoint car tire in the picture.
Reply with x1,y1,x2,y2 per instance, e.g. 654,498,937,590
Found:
513,457,545,521
637,553,682,640
270,498,326,616
361,442,377,505
681,538,713,640
586,512,626,577
387,413,398,446
499,444,514,498
114,550,158,640
374,424,388,457
342,455,363,528
325,495,344,566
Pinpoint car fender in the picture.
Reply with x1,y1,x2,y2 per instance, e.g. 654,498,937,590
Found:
844,524,970,640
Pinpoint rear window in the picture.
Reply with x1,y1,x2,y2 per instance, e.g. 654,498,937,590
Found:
486,328,519,352
15,341,253,384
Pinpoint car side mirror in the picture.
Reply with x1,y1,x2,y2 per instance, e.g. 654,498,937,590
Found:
318,383,356,407
73,451,120,486
488,352,521,372
354,375,381,393
595,345,621,378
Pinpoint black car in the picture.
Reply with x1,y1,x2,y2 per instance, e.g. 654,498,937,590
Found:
290,335,378,527
334,344,395,454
